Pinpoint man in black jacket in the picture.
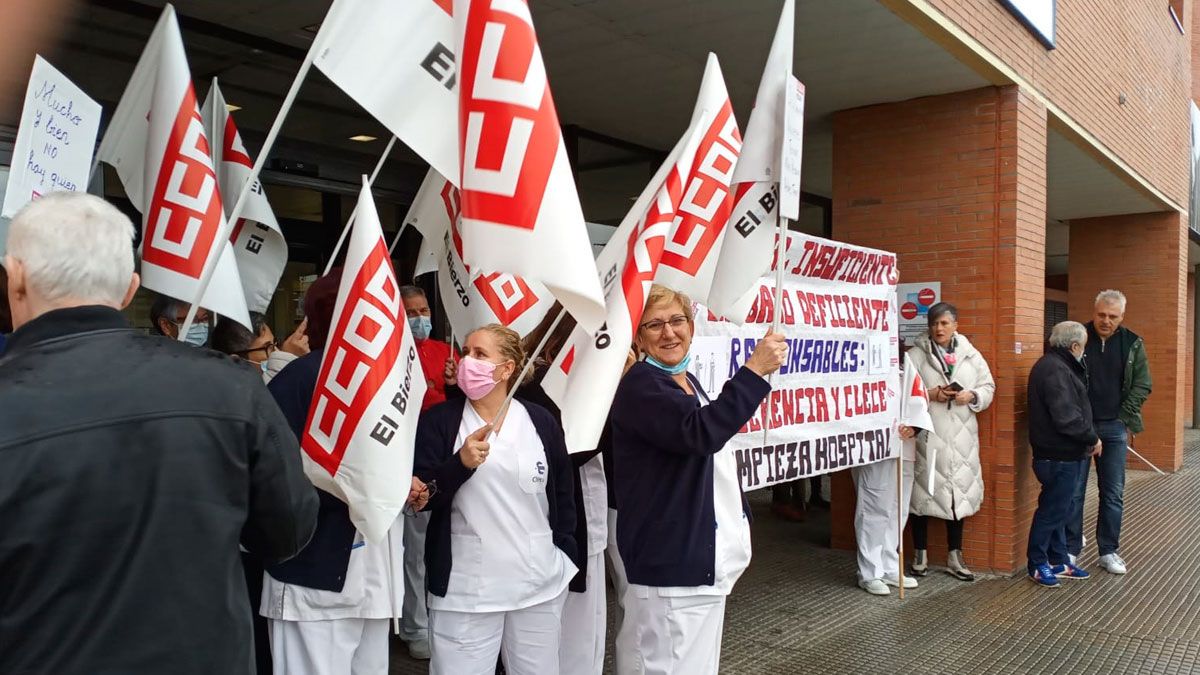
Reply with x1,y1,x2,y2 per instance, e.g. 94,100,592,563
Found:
1026,321,1101,588
0,193,318,674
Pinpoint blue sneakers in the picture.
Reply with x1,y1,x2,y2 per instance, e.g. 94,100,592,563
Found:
1028,563,1061,588
1051,563,1091,580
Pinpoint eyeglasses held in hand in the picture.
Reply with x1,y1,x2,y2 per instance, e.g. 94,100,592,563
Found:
403,479,438,517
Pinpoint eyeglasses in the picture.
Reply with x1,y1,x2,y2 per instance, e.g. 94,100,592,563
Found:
404,479,438,517
235,343,277,359
639,315,688,335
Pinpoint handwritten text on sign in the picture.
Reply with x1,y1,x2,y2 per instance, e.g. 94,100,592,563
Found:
690,232,900,491
2,56,101,218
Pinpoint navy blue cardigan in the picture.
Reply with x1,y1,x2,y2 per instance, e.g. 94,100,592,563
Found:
265,350,358,591
611,362,770,587
414,398,580,598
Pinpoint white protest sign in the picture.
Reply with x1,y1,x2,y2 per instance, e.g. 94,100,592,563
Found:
3,57,102,218
692,233,901,491
779,75,804,221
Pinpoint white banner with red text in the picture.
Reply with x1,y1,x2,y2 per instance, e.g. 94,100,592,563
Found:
690,232,901,491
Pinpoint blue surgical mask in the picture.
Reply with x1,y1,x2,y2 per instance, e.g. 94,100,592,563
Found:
183,322,210,347
645,352,691,375
409,316,432,341
259,360,270,375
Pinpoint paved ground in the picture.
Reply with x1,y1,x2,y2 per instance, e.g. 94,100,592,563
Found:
391,431,1200,674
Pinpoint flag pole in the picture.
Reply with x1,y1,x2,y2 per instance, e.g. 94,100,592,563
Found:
177,31,322,340
762,212,787,449
897,451,905,600
387,527,400,635
325,135,399,275
386,222,409,256
493,306,567,434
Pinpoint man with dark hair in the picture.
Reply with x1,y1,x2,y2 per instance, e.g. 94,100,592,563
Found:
397,283,456,660
149,292,213,346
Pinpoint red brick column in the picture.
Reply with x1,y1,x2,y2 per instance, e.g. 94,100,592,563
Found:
1068,213,1189,470
829,85,1047,574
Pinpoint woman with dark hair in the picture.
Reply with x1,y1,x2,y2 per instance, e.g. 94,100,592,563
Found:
211,312,309,383
415,323,579,674
907,302,996,581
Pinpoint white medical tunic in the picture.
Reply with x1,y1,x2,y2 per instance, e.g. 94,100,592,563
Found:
428,400,577,613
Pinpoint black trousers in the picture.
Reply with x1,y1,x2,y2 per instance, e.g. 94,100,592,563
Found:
911,515,964,551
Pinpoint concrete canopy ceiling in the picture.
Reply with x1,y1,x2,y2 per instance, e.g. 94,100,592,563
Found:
1046,128,1164,221
25,0,996,206
28,0,1172,274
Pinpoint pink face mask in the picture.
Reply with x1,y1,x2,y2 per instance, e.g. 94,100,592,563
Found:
458,355,505,400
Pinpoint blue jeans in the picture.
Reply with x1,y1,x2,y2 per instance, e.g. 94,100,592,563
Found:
1028,458,1089,572
1065,420,1128,556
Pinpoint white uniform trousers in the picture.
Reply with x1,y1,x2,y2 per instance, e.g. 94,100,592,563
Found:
428,589,568,675
400,510,430,643
559,552,606,675
267,617,389,675
606,508,629,631
615,585,725,675
852,458,915,582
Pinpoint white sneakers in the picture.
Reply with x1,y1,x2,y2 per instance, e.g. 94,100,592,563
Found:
860,575,918,595
883,574,918,589
859,579,891,595
1098,553,1128,575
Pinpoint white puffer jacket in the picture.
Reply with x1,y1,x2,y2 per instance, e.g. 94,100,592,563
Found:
908,332,995,521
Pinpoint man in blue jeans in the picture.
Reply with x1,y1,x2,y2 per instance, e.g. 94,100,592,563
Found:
1066,290,1152,575
1027,321,1101,587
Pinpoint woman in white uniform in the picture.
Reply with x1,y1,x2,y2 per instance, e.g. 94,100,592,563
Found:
610,285,786,675
415,323,580,675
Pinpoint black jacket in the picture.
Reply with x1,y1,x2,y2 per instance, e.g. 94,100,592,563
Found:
611,362,769,587
265,350,359,592
1028,347,1100,461
414,398,579,598
0,306,318,675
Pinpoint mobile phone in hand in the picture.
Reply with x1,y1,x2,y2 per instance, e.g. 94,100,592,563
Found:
944,382,964,393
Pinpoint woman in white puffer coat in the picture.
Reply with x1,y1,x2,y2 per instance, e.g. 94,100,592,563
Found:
907,303,995,582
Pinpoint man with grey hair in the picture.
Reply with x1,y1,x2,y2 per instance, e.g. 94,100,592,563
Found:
1026,321,1101,588
0,192,318,674
1065,289,1152,575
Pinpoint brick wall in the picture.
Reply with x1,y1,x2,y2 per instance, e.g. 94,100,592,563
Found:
919,0,1192,207
830,85,1047,574
1068,213,1189,471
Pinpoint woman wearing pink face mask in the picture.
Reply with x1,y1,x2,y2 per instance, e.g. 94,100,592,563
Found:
413,324,580,675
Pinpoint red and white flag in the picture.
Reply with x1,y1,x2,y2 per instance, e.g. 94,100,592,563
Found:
201,80,288,313
135,8,250,328
650,54,742,306
454,0,607,333
541,74,716,453
314,0,459,183
405,168,553,337
302,178,427,543
95,6,173,211
708,0,797,322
